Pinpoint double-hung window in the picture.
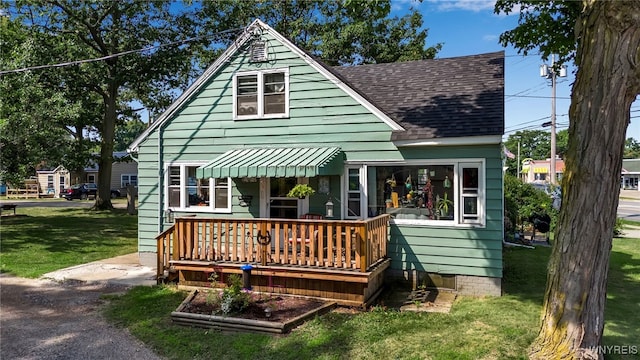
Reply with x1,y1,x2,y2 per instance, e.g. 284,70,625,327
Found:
234,69,289,119
459,163,482,223
166,163,231,213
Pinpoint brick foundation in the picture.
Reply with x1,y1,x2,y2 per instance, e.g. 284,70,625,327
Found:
455,275,502,297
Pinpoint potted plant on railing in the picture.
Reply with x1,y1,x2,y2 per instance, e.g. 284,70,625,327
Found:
287,184,316,199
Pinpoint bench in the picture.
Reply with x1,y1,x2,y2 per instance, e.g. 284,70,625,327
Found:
0,204,17,216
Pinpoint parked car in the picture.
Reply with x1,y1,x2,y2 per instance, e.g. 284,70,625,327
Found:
61,183,121,200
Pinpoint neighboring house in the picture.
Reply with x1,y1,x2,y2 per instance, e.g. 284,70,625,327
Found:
521,158,565,184
35,152,137,197
35,165,70,197
128,20,505,297
621,159,640,190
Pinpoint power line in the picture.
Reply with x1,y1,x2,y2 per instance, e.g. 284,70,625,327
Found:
0,27,246,76
506,94,571,100
504,115,551,131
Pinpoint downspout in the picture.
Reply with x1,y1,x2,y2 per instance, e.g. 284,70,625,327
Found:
158,122,164,234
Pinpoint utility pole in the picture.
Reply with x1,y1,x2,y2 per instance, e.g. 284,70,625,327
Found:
540,55,566,185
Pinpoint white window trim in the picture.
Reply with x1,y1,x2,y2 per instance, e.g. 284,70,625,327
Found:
265,177,308,219
164,162,232,213
121,174,138,188
459,162,485,225
232,68,290,120
343,166,366,219
346,159,486,228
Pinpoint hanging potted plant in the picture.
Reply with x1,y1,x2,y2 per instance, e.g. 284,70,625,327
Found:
287,184,315,199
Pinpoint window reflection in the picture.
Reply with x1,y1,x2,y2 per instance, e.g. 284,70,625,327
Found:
374,165,454,221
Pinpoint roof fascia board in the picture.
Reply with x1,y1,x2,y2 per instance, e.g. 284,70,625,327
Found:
394,135,503,147
127,21,258,152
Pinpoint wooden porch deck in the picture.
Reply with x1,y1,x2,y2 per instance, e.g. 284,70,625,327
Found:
156,215,390,306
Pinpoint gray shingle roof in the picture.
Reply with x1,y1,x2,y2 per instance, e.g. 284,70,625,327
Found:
333,52,504,141
622,159,640,173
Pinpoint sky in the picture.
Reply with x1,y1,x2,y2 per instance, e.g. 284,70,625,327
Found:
390,0,639,143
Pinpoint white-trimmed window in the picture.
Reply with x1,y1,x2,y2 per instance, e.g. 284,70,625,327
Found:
121,174,138,188
366,160,485,226
166,163,231,212
345,167,363,218
459,163,483,224
233,68,289,119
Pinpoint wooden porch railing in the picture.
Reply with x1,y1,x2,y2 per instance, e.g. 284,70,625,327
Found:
156,215,389,279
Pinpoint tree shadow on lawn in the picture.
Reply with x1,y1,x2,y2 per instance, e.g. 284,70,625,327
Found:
502,245,551,304
503,239,640,353
0,207,137,256
602,240,640,351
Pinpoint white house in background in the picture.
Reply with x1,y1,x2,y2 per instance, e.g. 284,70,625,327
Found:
35,152,138,197
622,159,640,190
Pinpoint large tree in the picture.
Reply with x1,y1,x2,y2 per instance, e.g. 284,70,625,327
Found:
4,0,438,208
0,14,83,187
496,1,640,358
6,0,205,209
624,137,640,158
198,0,441,66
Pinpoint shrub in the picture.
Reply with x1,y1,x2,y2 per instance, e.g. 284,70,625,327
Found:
504,175,557,236
205,273,251,315
613,218,624,237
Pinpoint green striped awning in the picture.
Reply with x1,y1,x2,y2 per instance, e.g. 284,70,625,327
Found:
196,147,344,179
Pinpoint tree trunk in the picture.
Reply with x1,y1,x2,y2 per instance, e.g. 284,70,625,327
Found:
93,83,117,210
529,2,640,359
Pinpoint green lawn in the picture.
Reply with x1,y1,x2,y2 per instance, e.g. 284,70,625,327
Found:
103,235,639,360
0,206,137,277
2,206,637,359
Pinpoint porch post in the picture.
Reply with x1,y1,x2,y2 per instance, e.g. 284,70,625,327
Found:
359,224,367,272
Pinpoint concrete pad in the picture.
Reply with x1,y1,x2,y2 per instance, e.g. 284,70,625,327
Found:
41,253,156,287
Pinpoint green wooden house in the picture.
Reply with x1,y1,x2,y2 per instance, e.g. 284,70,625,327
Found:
128,19,505,303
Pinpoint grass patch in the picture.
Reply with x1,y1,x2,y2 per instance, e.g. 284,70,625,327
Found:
3,205,636,358
103,238,639,360
619,219,640,227
604,237,640,350
0,207,137,277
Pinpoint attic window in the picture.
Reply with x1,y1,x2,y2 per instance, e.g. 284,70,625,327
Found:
249,41,267,62
234,69,289,119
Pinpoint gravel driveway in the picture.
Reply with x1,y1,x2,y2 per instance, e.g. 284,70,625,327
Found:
0,274,162,360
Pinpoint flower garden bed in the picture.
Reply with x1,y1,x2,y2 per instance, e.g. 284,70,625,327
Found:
172,289,336,334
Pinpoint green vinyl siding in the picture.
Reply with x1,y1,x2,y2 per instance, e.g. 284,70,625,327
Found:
135,31,503,278
386,147,503,278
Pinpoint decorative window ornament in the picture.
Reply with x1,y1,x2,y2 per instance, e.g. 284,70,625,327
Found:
444,176,451,188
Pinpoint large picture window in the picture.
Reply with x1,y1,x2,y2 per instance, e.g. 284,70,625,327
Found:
234,69,289,119
367,161,484,226
166,164,231,212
